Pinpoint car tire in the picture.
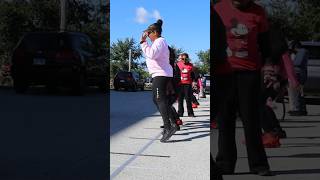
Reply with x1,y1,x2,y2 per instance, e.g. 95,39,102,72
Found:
131,84,137,92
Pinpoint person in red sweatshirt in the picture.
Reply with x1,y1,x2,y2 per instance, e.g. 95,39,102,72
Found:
177,53,196,117
214,0,272,176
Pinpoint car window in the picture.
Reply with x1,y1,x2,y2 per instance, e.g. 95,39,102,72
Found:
66,35,88,49
116,72,131,79
21,33,61,51
133,72,139,79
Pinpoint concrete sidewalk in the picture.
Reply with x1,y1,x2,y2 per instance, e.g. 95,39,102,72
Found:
211,99,320,180
110,94,210,180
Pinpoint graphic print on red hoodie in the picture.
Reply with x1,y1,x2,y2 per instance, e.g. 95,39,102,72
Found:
215,0,269,71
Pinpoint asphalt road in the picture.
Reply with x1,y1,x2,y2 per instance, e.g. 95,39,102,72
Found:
0,87,108,180
211,97,320,180
110,90,210,180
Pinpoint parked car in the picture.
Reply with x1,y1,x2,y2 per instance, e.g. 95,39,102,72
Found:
204,74,210,94
113,71,145,91
11,32,107,95
300,41,320,93
144,77,152,89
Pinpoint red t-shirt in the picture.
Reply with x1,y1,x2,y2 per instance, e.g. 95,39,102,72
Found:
215,0,269,71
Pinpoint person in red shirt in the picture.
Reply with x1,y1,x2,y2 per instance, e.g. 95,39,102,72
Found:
214,0,272,176
211,2,230,179
177,53,196,117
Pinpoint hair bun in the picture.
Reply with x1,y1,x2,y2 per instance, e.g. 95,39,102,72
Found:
156,19,163,27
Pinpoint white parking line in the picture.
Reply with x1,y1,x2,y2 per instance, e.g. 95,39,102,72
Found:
110,131,162,180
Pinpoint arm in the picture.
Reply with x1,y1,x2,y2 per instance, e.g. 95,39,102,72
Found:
140,39,165,60
282,52,299,88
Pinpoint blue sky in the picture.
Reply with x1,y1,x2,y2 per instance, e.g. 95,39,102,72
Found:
110,0,210,62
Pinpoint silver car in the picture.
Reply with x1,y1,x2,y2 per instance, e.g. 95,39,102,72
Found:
301,41,320,93
204,74,210,94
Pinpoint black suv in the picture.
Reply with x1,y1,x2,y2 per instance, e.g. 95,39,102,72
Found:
11,32,107,94
113,71,145,91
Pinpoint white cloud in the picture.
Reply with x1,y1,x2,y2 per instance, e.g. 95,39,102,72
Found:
135,7,148,24
152,10,161,20
134,7,162,24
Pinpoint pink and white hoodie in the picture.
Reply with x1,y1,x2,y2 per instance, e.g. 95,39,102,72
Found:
140,37,173,78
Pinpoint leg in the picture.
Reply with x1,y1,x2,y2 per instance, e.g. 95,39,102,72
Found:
192,94,200,105
177,85,185,116
184,84,194,116
236,71,269,171
214,74,238,173
152,77,171,130
287,84,299,111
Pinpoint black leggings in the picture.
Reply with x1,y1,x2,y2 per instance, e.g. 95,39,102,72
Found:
152,76,173,130
260,87,282,132
215,71,269,172
178,84,194,115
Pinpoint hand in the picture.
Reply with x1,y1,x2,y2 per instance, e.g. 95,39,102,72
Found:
140,32,148,42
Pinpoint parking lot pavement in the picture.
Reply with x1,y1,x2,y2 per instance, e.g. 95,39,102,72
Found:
0,87,107,180
211,98,320,180
110,91,210,180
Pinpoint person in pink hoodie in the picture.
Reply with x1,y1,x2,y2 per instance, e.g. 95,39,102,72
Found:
140,19,177,142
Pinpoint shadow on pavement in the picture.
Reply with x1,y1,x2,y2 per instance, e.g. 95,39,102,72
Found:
281,125,316,128
282,120,320,123
280,144,320,148
285,136,320,139
306,97,320,105
167,133,210,143
110,91,158,136
0,88,108,180
274,168,320,175
229,168,320,176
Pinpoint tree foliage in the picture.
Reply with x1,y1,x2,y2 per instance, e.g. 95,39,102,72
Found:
266,0,320,41
0,0,108,65
195,49,210,75
110,38,142,78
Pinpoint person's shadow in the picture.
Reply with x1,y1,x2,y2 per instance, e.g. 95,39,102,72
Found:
166,120,210,142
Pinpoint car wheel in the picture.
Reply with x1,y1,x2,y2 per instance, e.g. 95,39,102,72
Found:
131,84,137,92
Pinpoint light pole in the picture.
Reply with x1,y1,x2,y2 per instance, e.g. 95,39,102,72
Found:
128,49,132,72
60,0,67,32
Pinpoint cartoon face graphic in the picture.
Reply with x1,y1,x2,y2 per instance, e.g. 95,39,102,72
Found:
181,68,189,73
228,18,250,59
231,23,249,37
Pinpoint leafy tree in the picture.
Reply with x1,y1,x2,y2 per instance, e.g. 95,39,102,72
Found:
169,44,184,60
110,38,142,78
195,49,210,75
266,0,320,41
